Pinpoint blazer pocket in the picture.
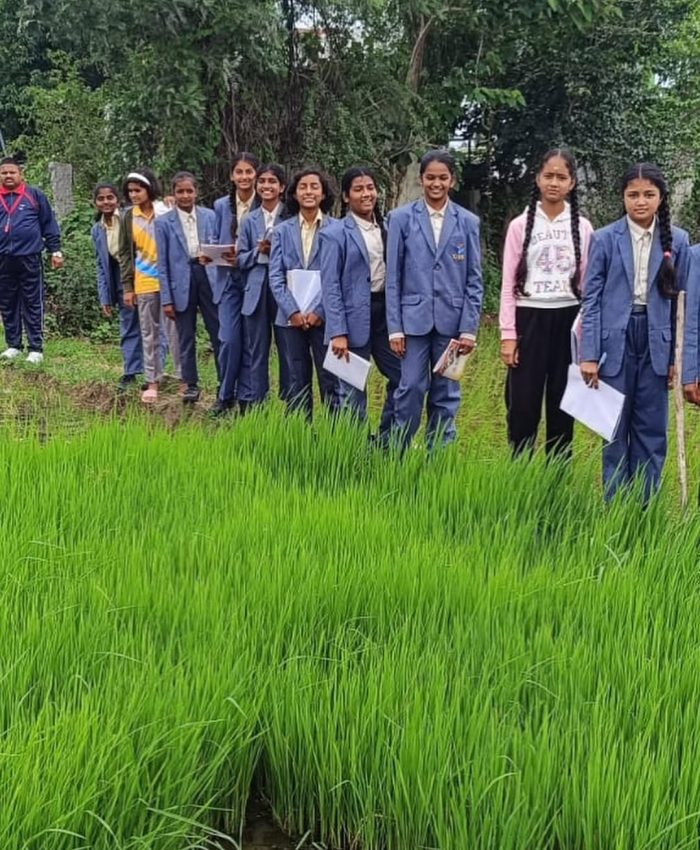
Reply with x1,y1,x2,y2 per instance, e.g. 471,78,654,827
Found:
451,297,464,308
401,294,421,306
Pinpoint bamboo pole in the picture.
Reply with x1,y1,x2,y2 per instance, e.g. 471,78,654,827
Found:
674,290,688,509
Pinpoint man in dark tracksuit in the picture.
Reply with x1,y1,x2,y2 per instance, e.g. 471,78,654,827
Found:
0,157,63,364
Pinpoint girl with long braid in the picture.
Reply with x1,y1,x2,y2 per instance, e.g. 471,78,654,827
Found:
580,163,690,502
500,149,594,458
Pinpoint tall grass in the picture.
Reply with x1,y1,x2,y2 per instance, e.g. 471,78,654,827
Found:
1,394,700,848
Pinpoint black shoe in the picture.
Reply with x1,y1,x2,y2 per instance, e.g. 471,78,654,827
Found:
182,385,201,404
117,374,138,393
208,398,235,418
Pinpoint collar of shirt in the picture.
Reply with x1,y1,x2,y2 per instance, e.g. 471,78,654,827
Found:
535,201,570,223
299,210,323,229
351,212,379,232
0,182,25,197
133,205,154,221
101,210,120,226
236,193,253,218
627,215,656,242
176,206,197,224
262,204,280,226
427,200,449,220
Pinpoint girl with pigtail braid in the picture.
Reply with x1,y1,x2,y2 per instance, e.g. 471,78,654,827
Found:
499,148,594,459
580,162,690,503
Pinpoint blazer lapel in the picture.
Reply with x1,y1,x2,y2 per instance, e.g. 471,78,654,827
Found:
172,210,190,256
615,219,635,292
306,215,327,268
195,206,209,246
435,203,457,260
417,201,437,253
346,215,370,267
648,227,664,287
291,217,305,268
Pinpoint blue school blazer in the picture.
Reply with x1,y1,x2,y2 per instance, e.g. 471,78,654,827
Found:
91,221,119,307
682,244,700,385
212,194,261,304
155,206,218,313
268,215,331,327
319,214,385,348
385,199,483,338
580,217,690,378
237,206,283,316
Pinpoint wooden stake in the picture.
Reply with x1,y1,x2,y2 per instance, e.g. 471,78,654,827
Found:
674,290,688,509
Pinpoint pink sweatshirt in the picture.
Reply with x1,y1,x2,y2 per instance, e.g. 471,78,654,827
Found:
499,203,594,340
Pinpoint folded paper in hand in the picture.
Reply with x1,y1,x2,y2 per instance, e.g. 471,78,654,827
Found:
433,339,474,381
199,244,236,267
287,269,321,315
560,364,625,442
322,343,372,391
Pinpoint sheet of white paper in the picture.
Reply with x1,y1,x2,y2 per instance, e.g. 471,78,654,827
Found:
560,364,625,442
199,244,236,267
322,343,372,391
287,269,321,314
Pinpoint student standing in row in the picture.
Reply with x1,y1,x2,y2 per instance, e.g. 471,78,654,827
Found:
211,152,260,416
386,150,483,449
119,168,181,404
320,166,400,441
269,167,336,420
156,172,220,404
580,162,690,502
499,148,594,458
91,182,143,391
237,163,287,410
0,156,63,364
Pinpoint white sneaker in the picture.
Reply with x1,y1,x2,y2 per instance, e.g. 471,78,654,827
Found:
0,347,21,360
25,351,44,365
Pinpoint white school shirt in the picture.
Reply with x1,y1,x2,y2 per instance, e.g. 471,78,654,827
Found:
428,200,449,246
516,202,580,308
262,204,281,233
627,216,655,306
176,207,199,258
351,213,385,293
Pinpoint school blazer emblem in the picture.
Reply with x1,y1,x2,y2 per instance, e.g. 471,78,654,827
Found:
451,241,466,262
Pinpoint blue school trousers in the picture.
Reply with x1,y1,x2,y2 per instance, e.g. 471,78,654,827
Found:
602,308,668,502
392,331,460,449
334,294,401,437
238,286,279,405
175,263,221,388
217,271,244,403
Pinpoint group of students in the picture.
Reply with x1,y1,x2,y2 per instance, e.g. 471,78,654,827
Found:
88,147,699,502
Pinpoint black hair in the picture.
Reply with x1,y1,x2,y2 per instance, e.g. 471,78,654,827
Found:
0,156,21,167
621,162,677,299
122,167,160,202
228,152,260,238
340,166,385,237
514,148,582,300
419,149,457,176
93,181,119,202
171,171,198,189
92,181,120,221
285,167,335,216
256,162,286,186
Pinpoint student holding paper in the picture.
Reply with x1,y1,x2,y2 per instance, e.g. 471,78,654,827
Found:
320,166,400,440
155,172,220,404
386,150,483,449
580,163,690,502
500,149,594,458
211,151,260,416
236,163,287,409
269,167,336,420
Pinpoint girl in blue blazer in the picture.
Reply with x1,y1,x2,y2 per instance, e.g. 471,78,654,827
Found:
91,182,143,391
211,151,260,416
580,163,690,502
268,167,337,421
237,163,287,410
386,150,483,449
320,166,400,441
